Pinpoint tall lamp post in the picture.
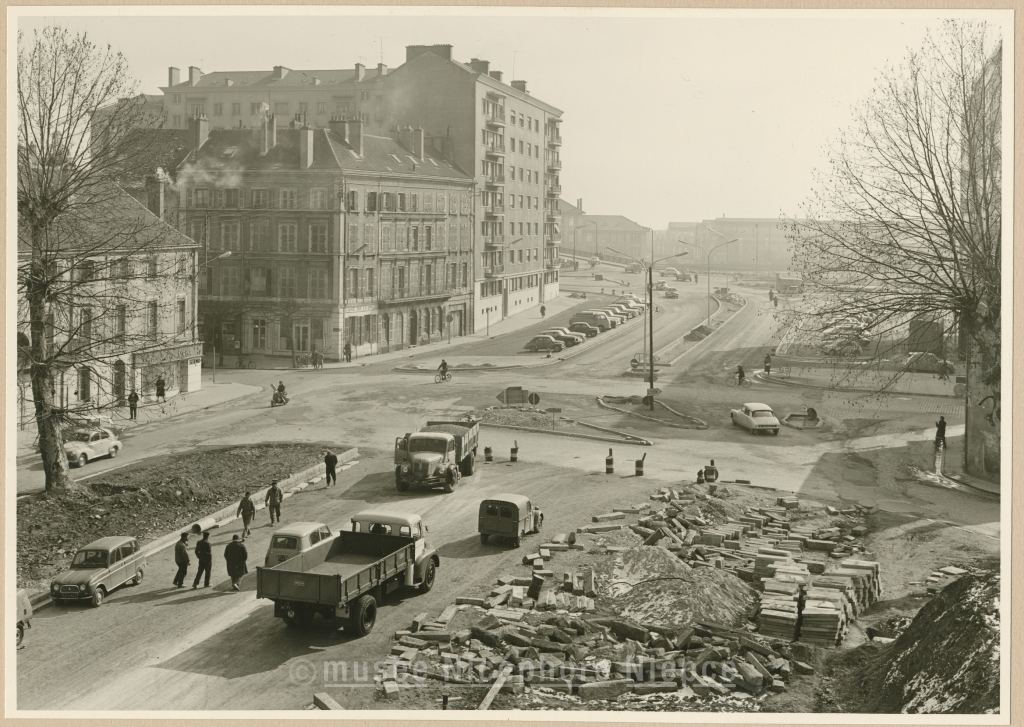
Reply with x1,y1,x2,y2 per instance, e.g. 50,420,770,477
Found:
194,250,232,383
608,244,689,411
679,229,737,329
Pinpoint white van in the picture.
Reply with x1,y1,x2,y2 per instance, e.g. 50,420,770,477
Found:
570,311,614,331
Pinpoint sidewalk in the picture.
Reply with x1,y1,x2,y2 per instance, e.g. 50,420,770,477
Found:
758,366,959,398
16,378,261,465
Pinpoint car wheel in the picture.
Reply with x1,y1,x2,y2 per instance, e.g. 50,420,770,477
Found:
133,568,144,585
480,533,488,545
772,429,780,436
419,560,436,593
17,624,24,647
512,536,521,548
527,346,536,352
348,594,377,636
90,587,105,608
77,453,88,468
108,446,119,459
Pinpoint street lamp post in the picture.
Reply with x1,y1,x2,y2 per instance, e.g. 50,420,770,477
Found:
679,230,738,330
608,243,688,411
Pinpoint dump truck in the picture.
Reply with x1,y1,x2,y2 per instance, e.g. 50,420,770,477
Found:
256,511,438,636
395,420,480,492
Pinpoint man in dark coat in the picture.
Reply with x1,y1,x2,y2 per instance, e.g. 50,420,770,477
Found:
265,480,283,524
127,390,139,420
192,531,212,589
935,416,947,448
703,459,719,483
344,342,352,363
225,535,248,591
236,492,255,540
324,450,338,487
155,376,166,403
173,532,190,588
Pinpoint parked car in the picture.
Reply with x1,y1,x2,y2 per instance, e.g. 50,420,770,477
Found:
63,428,122,468
16,589,32,646
676,272,692,282
265,522,335,567
478,494,544,548
524,335,565,353
50,536,146,607
544,326,587,342
569,322,600,338
618,293,643,303
903,352,952,374
730,402,781,435
542,329,584,347
604,304,637,319
664,291,680,299
659,267,679,277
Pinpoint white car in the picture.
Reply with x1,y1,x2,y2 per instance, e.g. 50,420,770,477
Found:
730,403,780,436
659,268,679,277
63,428,123,467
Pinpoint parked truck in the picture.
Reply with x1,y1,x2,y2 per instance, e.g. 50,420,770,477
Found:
394,420,480,492
256,511,438,636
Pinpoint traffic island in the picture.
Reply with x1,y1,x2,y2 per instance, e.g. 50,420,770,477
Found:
473,406,651,445
598,396,709,430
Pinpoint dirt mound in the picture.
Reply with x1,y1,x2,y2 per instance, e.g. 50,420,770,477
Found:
594,546,757,628
474,408,579,431
684,325,712,342
831,572,1000,713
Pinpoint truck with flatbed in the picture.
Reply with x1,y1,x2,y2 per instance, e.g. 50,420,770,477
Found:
256,511,438,636
395,420,479,492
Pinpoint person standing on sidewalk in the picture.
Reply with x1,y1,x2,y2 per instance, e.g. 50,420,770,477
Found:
236,492,255,540
763,353,772,377
127,390,139,420
344,342,352,363
155,376,166,403
266,480,283,525
935,416,947,449
224,535,248,591
324,450,338,487
540,305,546,318
192,531,212,589
172,532,190,588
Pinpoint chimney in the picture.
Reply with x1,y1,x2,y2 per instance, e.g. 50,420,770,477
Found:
224,78,233,86
413,128,425,160
168,67,180,87
347,118,363,156
312,76,321,85
489,70,503,82
299,126,314,170
189,114,209,150
577,198,583,212
329,116,348,141
272,66,289,80
260,113,277,156
511,80,528,94
468,59,490,75
145,174,165,218
354,63,365,81
188,66,203,86
377,63,388,77
406,45,453,63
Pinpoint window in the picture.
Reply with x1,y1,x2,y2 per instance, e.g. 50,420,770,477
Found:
173,94,181,104
114,305,126,342
519,195,524,209
410,193,418,212
252,189,269,208
310,188,328,210
349,268,360,297
78,367,92,402
462,262,468,287
190,103,205,117
364,223,375,251
222,221,241,251
193,188,209,208
348,224,359,251
365,191,377,212
148,256,159,277
366,269,375,297
519,140,524,154
317,102,327,115
275,102,289,115
424,226,432,250
250,103,262,115
147,301,159,337
381,224,393,250
509,195,515,210
177,299,187,333
520,115,525,128
347,189,360,212
360,91,371,101
232,103,241,116
423,193,433,213
299,102,308,116
278,222,298,252
411,226,419,250
280,189,297,209
252,318,268,349
309,269,329,299
336,101,350,114
224,189,241,208
248,267,269,296
278,268,297,297
250,220,270,251
309,222,328,253
213,103,223,116
221,266,240,296
172,115,181,128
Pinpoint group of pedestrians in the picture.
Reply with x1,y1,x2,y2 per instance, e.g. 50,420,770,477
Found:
172,531,248,592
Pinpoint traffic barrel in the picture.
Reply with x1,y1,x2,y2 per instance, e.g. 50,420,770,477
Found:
635,453,647,477
606,448,614,474
511,441,519,463
484,446,493,462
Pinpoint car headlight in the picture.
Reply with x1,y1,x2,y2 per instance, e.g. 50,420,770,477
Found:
51,583,59,593
79,584,87,592
401,464,409,473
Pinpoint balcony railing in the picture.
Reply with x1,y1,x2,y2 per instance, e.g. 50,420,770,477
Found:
546,259,563,270
483,108,506,126
544,234,561,245
482,204,505,217
483,265,505,278
484,143,505,156
546,184,562,196
546,134,562,146
545,211,560,222
482,235,506,247
379,286,452,302
546,159,562,171
483,173,506,186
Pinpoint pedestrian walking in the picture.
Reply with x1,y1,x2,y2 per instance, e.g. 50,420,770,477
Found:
155,376,166,403
703,459,719,483
935,416,947,449
266,480,283,524
344,342,352,363
172,532,190,588
192,531,212,589
324,450,338,487
764,352,772,377
224,535,248,592
127,390,139,420
236,492,255,540
540,305,546,318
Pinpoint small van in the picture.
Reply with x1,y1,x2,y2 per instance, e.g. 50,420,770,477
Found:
570,311,614,331
265,522,335,567
478,494,544,548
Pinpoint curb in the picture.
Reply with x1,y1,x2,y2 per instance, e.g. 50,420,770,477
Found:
479,422,650,446
666,295,749,367
595,397,707,430
754,371,958,400
25,447,359,610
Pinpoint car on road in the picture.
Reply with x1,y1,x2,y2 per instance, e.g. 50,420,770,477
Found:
600,310,628,326
524,335,565,353
571,311,615,331
63,428,122,468
569,322,600,338
618,293,643,303
542,329,585,347
658,267,679,277
675,272,692,282
16,589,32,646
624,263,644,274
265,522,335,567
730,402,781,435
478,494,544,548
50,536,146,607
664,290,680,299
902,351,952,374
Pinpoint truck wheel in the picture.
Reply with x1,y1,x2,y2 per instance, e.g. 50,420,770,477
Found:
17,623,24,647
419,560,436,593
443,469,456,493
395,468,409,492
480,533,488,545
461,452,475,476
348,595,377,636
512,536,521,548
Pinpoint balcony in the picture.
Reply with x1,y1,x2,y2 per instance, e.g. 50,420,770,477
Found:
544,234,561,246
379,287,452,304
546,158,562,171
484,143,505,158
546,184,561,197
483,107,506,127
545,211,560,223
483,173,505,187
547,133,562,147
483,265,505,278
482,203,505,217
482,235,506,248
546,259,563,270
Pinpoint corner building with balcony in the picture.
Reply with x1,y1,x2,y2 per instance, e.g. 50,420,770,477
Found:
176,113,475,363
382,45,564,332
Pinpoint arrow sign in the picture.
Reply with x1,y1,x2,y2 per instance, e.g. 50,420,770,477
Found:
497,387,529,406
647,388,661,396
528,393,541,406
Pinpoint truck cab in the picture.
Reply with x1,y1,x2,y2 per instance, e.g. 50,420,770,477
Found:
394,420,479,493
351,511,431,562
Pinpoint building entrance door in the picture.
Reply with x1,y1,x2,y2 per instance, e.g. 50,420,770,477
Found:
409,311,418,345
293,323,310,352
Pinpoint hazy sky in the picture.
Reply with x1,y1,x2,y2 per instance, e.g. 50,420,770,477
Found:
15,9,1008,228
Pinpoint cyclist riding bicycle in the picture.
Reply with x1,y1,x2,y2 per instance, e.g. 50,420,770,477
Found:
735,365,746,386
438,360,449,377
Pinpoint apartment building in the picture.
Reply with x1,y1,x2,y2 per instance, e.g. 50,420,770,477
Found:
159,63,391,134
382,45,564,332
692,218,792,272
165,114,475,362
577,214,649,262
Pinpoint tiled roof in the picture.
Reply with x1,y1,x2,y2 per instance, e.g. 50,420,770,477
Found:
168,68,385,91
582,215,647,232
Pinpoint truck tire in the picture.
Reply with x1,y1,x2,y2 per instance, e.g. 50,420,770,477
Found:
419,560,436,593
443,468,457,493
348,595,377,636
460,452,476,476
396,467,409,492
480,533,488,545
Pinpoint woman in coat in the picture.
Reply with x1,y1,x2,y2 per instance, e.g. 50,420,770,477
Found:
224,535,248,591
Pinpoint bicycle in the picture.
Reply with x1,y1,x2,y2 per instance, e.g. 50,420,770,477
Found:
435,371,452,384
727,374,752,388
236,355,256,369
294,353,311,368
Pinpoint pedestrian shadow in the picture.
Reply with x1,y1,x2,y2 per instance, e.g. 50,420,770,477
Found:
150,589,241,607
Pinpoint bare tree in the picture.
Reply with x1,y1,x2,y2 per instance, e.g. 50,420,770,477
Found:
18,27,187,491
784,21,1001,400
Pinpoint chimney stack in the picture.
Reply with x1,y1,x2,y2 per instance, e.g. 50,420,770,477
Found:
260,113,277,156
189,114,209,151
413,128,425,160
188,66,203,86
329,116,347,140
146,174,165,219
354,63,365,81
489,70,503,82
378,63,388,77
511,80,528,94
273,66,289,80
347,118,363,156
168,67,180,87
468,58,490,75
299,126,314,170
224,78,233,86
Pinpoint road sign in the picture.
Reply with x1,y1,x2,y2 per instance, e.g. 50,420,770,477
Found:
446,313,454,323
546,408,562,413
496,387,530,406
528,393,541,406
630,358,639,370
642,396,653,407
647,388,661,396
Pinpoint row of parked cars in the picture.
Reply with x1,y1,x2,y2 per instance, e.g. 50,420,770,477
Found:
524,295,647,352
